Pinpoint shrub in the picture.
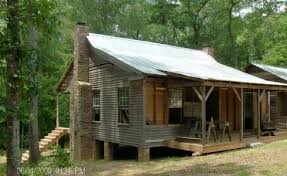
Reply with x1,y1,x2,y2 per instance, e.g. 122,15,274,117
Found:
52,147,71,168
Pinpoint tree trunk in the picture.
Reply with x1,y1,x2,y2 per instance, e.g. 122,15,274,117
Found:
28,26,40,163
6,0,21,175
228,0,239,68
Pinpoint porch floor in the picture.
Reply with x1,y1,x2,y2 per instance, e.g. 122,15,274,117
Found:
164,129,287,154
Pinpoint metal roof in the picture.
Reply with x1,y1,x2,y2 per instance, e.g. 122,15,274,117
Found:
87,33,286,86
250,63,287,81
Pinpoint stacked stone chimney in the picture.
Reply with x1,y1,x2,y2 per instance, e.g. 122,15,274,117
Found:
201,47,214,58
70,23,93,161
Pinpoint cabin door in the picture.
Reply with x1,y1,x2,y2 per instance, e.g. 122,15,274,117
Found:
244,92,253,130
155,87,167,124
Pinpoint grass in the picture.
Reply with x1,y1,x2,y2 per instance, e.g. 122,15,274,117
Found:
1,140,287,176
78,140,287,176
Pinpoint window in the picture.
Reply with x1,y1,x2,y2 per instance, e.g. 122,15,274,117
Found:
118,88,129,124
93,90,100,121
168,89,183,124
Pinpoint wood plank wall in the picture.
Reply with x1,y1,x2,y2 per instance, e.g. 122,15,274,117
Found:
89,58,144,147
219,88,241,130
143,78,167,125
246,65,287,125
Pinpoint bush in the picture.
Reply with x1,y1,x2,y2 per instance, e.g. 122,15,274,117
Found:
52,147,71,168
0,163,5,176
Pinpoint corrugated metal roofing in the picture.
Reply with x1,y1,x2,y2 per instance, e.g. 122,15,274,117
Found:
87,33,286,86
251,63,287,81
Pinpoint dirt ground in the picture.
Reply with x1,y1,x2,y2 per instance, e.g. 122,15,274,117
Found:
77,140,287,176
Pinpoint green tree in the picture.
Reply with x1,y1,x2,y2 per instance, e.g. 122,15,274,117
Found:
5,0,21,175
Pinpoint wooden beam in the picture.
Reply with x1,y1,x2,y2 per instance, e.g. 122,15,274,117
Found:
203,142,247,154
202,86,207,146
257,89,261,139
192,87,203,102
204,81,287,91
205,86,214,102
164,139,203,153
240,88,244,142
259,89,266,102
233,87,241,102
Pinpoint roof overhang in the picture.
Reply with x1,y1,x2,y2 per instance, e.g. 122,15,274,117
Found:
56,59,73,93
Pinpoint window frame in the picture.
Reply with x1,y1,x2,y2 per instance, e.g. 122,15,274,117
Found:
92,90,101,122
168,88,183,124
118,87,130,124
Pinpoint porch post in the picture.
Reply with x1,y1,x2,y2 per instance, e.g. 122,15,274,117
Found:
257,89,261,139
268,91,271,123
56,94,59,128
240,88,244,142
202,86,206,146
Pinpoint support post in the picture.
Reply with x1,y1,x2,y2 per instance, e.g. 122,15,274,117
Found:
56,94,59,128
202,86,206,146
93,140,103,160
257,89,261,139
138,147,150,161
240,88,244,142
104,142,114,160
268,91,271,123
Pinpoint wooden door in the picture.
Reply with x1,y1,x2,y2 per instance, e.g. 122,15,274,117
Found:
144,79,155,124
155,88,167,124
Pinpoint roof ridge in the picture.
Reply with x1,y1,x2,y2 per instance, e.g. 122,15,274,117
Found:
88,33,206,55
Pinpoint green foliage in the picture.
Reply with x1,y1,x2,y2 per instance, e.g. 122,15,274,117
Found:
0,0,286,152
0,163,5,176
52,147,71,168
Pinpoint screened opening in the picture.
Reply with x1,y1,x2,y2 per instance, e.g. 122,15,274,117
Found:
93,90,101,121
279,92,287,116
118,88,129,124
168,89,183,124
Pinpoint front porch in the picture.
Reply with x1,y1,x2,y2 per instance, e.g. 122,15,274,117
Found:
165,129,287,154
143,77,287,155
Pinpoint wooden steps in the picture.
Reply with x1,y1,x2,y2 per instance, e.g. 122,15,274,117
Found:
21,127,69,163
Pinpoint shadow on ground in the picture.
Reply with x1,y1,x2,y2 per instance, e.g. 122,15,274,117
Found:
114,146,193,161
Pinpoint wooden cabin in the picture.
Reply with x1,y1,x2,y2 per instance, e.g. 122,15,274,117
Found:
246,63,287,129
56,23,287,161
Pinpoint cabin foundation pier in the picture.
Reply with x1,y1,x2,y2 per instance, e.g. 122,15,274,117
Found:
93,140,103,160
138,147,150,161
104,142,115,160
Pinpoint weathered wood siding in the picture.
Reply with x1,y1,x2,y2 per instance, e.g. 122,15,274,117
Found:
142,78,188,147
144,125,186,147
246,65,287,125
89,57,144,147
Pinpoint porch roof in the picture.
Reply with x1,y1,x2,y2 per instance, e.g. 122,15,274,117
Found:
247,63,287,81
87,33,287,89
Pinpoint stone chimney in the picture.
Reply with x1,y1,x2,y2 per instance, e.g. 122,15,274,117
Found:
201,47,214,58
70,22,93,161
73,22,90,82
